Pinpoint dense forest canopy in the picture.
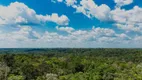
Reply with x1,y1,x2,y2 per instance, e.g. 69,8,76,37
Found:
0,48,142,80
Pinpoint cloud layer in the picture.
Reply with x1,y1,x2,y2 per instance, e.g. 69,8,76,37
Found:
54,0,142,33
114,0,133,7
0,1,142,48
0,2,69,26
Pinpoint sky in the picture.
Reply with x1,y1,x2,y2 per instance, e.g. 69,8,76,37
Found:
0,0,142,48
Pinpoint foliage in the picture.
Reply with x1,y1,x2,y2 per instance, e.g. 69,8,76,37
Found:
0,48,141,80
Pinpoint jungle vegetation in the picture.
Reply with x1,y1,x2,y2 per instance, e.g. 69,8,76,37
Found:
0,48,142,80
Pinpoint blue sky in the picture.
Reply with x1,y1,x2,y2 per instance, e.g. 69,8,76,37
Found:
0,0,142,48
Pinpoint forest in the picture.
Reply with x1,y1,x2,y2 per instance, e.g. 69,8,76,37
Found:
0,48,142,80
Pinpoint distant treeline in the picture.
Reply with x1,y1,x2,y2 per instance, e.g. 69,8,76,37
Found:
0,48,142,80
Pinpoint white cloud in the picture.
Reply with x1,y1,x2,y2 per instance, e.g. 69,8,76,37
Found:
114,0,133,8
37,13,69,25
38,27,135,48
56,26,74,33
111,6,142,33
53,0,111,21
0,25,136,48
75,0,111,21
53,0,142,33
51,0,63,3
0,1,141,48
65,0,77,7
74,0,142,33
68,26,129,44
0,26,34,41
58,0,63,2
0,2,69,26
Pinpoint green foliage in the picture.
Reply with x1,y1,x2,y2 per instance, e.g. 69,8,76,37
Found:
0,62,10,80
0,48,141,80
8,75,24,80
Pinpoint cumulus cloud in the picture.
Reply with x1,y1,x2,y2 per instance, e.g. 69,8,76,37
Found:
0,26,38,42
56,26,74,33
51,0,63,3
57,0,63,2
0,1,141,48
53,0,142,33
34,27,140,48
51,0,111,21
0,2,69,26
65,0,77,7
37,13,69,25
114,0,133,8
111,6,142,33
0,25,135,48
75,0,111,21
53,0,111,21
